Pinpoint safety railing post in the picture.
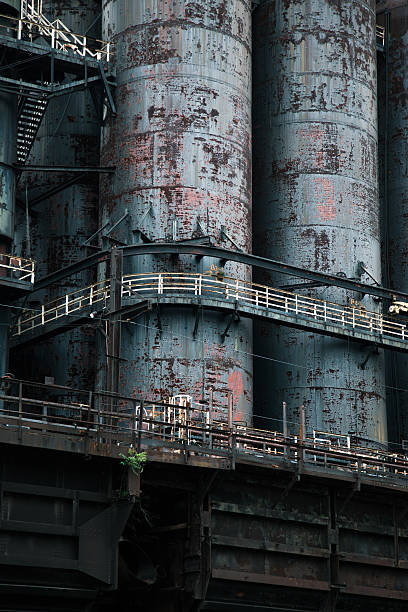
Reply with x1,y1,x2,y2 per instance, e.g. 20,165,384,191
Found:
295,294,298,314
18,382,23,439
42,403,47,432
131,400,136,448
65,294,69,315
87,391,93,434
283,401,288,459
299,405,305,465
137,400,144,452
41,304,45,325
266,287,269,308
352,307,355,328
324,301,327,322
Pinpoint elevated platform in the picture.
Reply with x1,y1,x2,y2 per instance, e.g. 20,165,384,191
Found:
10,272,408,353
2,378,408,611
0,254,34,300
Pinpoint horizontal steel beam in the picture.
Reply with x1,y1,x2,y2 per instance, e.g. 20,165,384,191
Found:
31,243,408,302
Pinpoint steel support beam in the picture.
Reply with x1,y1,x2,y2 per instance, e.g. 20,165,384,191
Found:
31,243,408,301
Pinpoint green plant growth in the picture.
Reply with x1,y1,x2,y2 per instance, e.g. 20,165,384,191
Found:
119,449,147,475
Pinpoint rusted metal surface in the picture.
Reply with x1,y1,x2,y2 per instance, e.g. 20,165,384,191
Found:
253,0,386,445
382,5,408,444
100,0,252,424
12,0,100,390
0,15,16,247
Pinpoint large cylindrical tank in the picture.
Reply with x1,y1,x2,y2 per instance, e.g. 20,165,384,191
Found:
100,1,252,422
253,0,387,445
380,1,408,444
0,1,20,16
11,0,100,391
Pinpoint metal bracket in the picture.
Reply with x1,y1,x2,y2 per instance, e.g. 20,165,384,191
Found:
221,302,240,343
193,304,202,339
82,209,128,247
98,62,116,115
220,225,243,252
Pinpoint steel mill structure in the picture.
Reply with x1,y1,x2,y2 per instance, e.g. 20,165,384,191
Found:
3,1,408,611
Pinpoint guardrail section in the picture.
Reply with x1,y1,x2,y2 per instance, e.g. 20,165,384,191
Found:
0,8,111,62
0,253,34,283
13,273,408,349
1,378,408,485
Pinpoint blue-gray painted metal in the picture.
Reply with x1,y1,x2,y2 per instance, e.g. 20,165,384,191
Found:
0,93,15,243
0,0,20,15
101,0,253,424
253,0,386,445
13,0,100,391
383,2,408,444
0,15,16,246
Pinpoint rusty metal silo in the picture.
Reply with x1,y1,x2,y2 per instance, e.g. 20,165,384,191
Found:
12,0,100,390
380,1,408,443
100,1,253,422
253,0,387,445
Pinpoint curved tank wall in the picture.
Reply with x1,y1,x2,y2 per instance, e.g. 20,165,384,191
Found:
382,2,408,444
253,0,387,445
100,0,253,422
11,0,100,391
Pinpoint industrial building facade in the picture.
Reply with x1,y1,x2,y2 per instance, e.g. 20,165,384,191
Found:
1,0,408,610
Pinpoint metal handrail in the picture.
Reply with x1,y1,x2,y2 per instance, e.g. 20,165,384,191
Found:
2,381,408,481
0,254,34,283
13,272,407,346
376,24,385,47
0,9,111,62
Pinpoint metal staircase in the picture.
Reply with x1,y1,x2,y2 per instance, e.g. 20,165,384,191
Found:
16,94,48,163
20,0,111,61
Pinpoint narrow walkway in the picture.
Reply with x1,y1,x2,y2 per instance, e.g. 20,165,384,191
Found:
10,272,408,352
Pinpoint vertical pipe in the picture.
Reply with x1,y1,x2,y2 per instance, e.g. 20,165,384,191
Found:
101,1,253,424
253,0,386,446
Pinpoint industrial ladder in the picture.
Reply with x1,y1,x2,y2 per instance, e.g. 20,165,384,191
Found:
16,94,48,164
